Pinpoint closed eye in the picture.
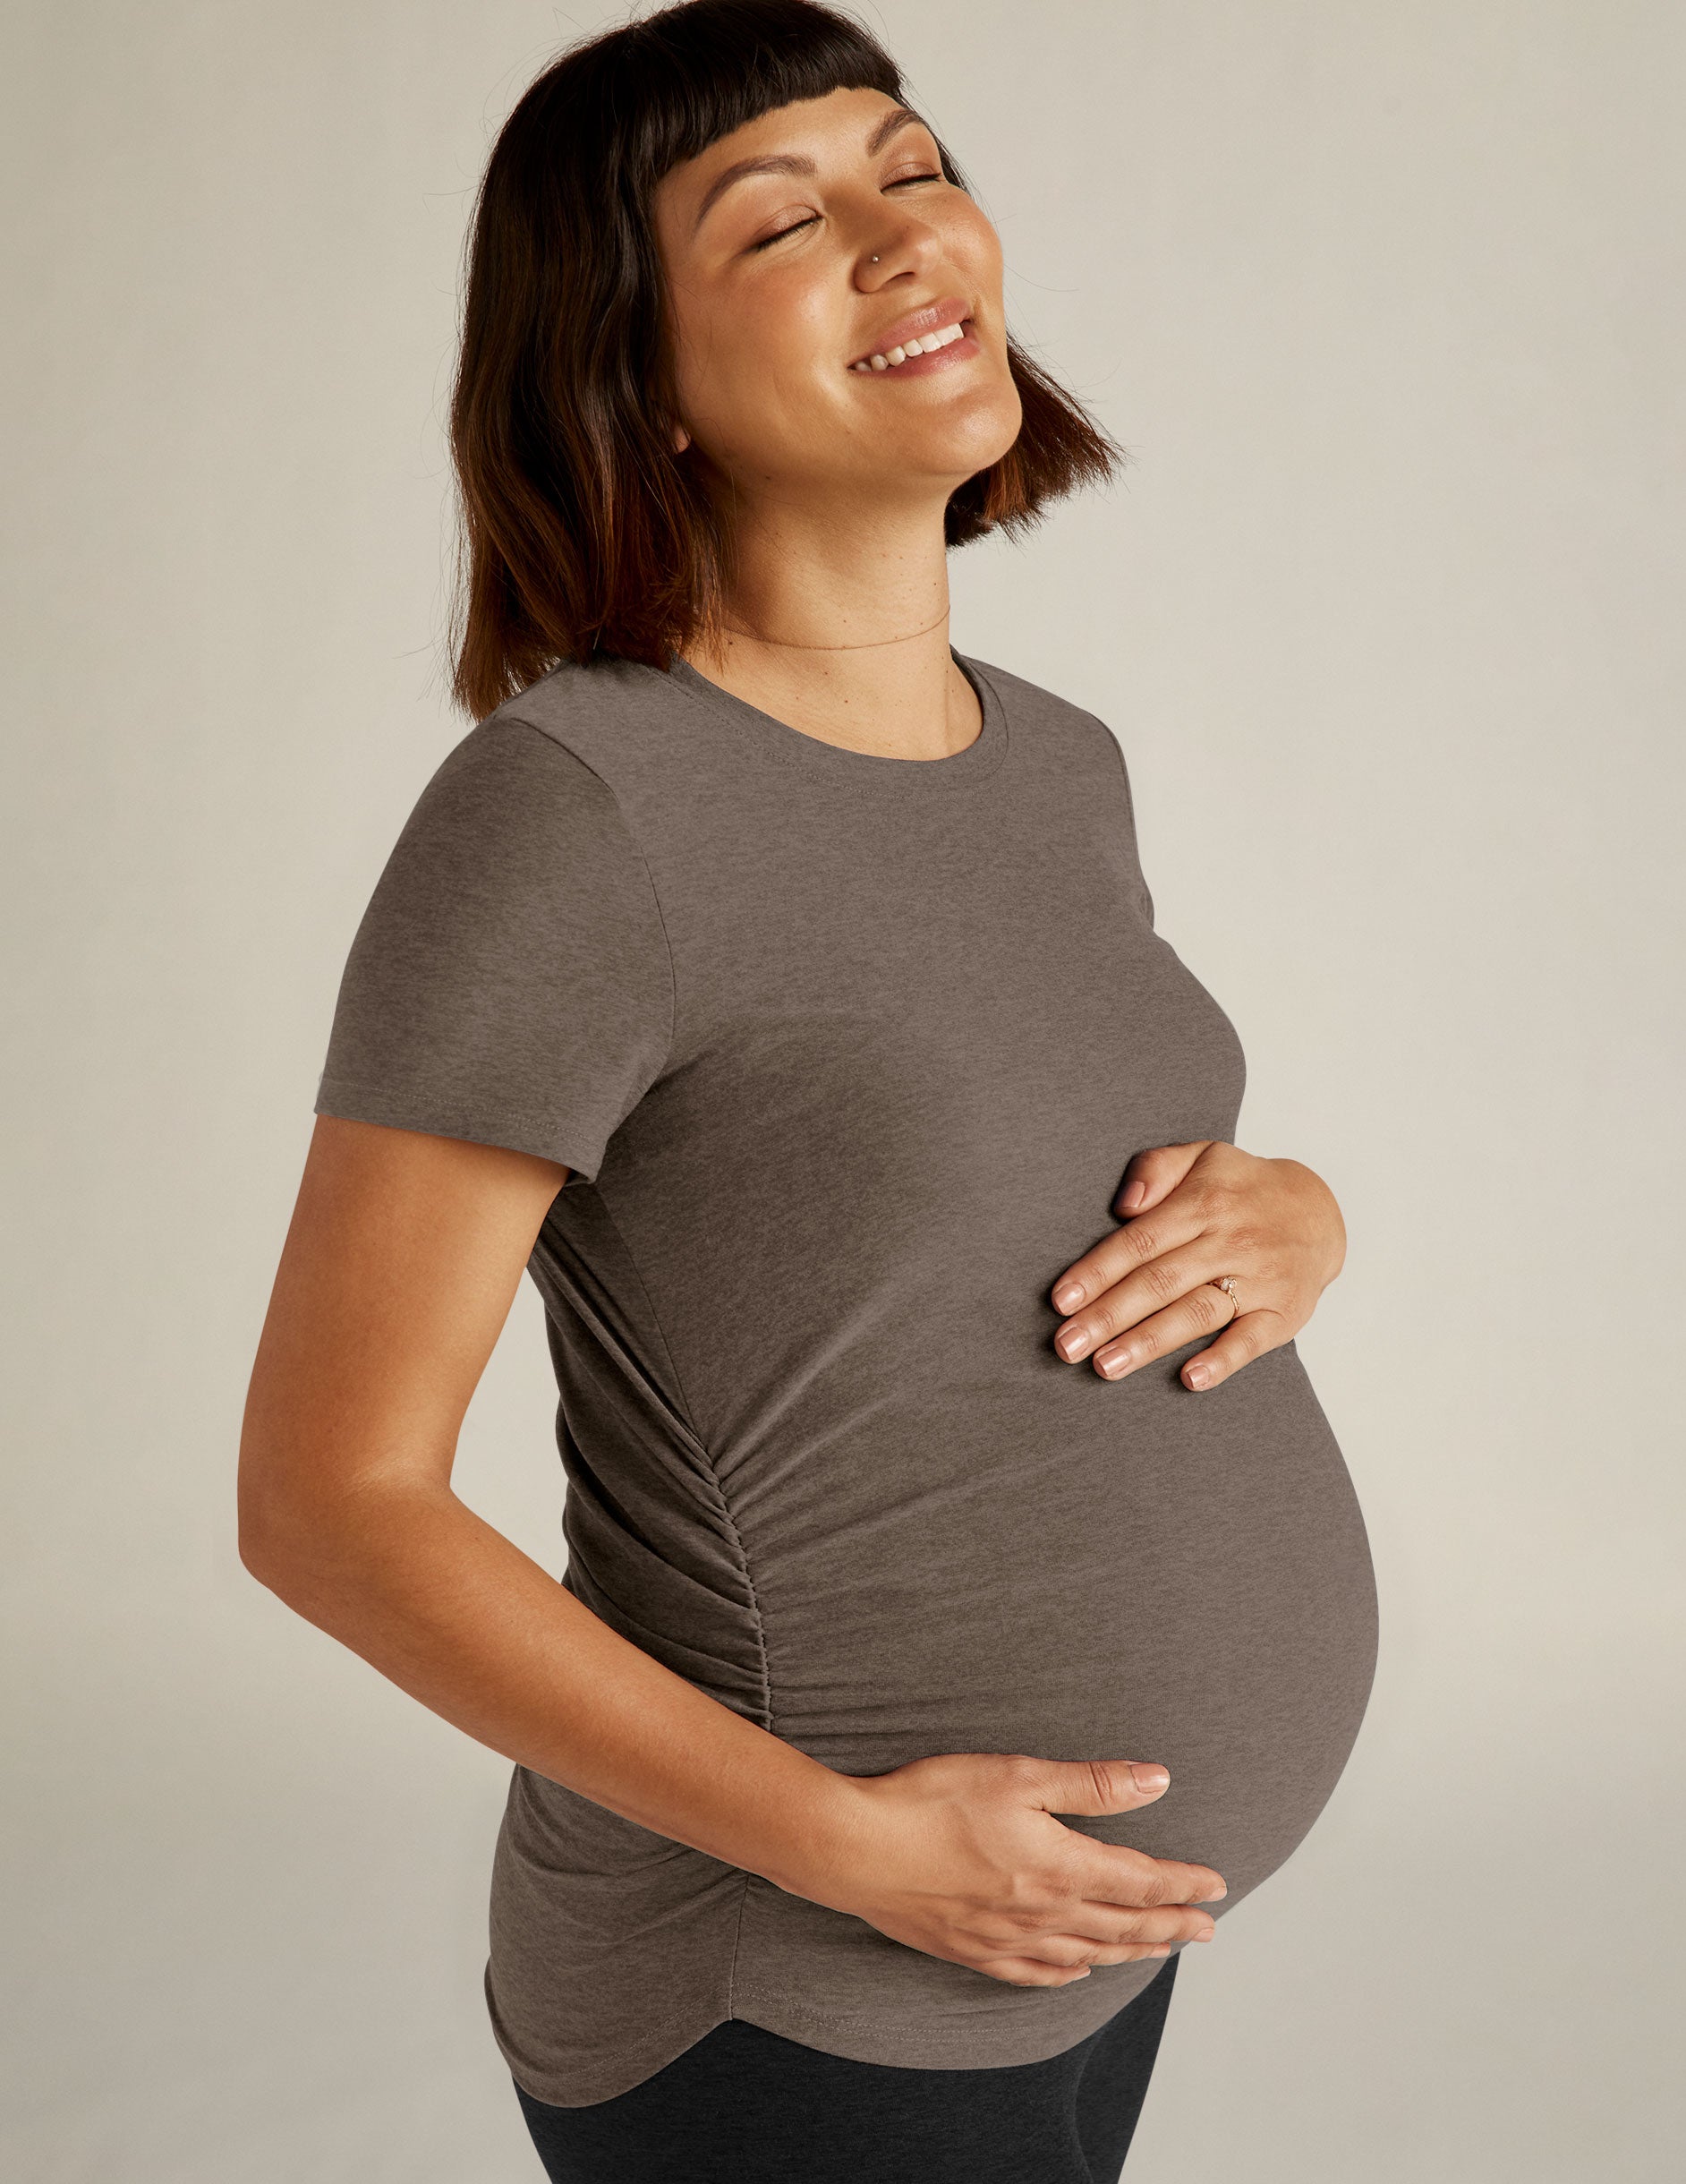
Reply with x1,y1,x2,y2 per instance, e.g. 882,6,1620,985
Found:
747,171,944,252
748,217,818,252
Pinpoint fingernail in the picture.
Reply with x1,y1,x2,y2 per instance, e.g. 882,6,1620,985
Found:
1185,1364,1211,1388
1120,1181,1146,1210
1129,1763,1169,1791
1056,1327,1090,1361
1052,1282,1084,1312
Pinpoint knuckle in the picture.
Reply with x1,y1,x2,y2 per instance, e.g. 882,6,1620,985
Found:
1197,1179,1239,1222
1080,1301,1120,1345
1084,1759,1122,1808
1236,1310,1284,1358
1141,1258,1181,1302
1001,1753,1044,1793
983,1892,1037,1942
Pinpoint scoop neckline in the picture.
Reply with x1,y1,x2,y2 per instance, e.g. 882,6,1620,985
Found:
660,647,1008,795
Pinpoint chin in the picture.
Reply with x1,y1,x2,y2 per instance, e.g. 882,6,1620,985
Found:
957,388,1025,473
924,420,1023,487
903,387,1022,481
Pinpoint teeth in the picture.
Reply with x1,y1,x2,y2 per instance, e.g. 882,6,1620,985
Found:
849,320,967,373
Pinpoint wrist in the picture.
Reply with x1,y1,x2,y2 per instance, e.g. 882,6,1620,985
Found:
752,1762,879,1907
1277,1156,1347,1284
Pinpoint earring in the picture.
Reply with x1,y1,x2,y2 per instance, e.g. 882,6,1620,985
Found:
870,254,880,263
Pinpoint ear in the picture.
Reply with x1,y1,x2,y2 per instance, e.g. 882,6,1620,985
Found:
671,422,691,453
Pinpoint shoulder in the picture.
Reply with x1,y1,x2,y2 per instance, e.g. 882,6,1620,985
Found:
958,653,1127,778
393,654,703,866
362,678,683,928
489,653,703,792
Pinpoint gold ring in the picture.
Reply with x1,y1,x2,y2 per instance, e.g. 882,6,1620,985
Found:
1209,1275,1239,1313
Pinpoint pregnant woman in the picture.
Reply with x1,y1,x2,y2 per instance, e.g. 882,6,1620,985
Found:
238,4,1379,2178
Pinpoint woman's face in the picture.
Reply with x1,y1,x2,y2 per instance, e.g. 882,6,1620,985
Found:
651,87,1022,516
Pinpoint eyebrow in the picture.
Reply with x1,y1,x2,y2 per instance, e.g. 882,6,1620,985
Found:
691,106,926,235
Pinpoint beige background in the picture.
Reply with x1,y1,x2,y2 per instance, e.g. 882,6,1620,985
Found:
4,2,1682,2177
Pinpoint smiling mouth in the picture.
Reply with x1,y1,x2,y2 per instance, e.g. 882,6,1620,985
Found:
848,315,975,373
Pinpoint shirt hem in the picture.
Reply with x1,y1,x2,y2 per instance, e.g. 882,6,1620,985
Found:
488,1952,1179,2109
312,1074,600,1182
726,1956,1171,2074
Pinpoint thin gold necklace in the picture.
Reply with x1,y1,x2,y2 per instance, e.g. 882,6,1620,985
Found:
718,607,951,653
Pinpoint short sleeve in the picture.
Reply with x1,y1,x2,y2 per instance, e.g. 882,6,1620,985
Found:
312,717,674,1184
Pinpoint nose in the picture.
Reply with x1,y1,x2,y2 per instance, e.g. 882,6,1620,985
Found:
853,205,943,288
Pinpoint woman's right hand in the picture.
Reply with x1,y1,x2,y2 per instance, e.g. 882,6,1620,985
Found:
802,1752,1227,1987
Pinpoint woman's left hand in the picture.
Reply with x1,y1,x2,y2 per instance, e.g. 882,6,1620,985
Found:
1047,1142,1346,1393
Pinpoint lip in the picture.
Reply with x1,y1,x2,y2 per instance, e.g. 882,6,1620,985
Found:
847,295,974,371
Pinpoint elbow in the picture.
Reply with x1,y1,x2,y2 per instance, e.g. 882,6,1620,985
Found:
237,1480,298,1591
236,1403,345,1596
236,1455,413,1603
238,1517,277,1588
237,1490,349,1610
236,1450,330,1597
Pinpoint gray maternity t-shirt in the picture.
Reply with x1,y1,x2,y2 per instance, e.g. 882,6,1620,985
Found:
312,648,1378,2108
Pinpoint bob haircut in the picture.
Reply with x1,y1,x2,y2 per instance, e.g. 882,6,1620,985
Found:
447,0,1124,719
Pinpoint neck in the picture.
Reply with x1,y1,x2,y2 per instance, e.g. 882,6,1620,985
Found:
679,491,978,762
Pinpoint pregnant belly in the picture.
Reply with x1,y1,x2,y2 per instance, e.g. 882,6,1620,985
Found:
754,1336,1380,1911
493,1335,1379,2068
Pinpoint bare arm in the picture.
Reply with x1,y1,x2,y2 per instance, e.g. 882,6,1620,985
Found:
239,1113,861,1894
239,1114,1223,1985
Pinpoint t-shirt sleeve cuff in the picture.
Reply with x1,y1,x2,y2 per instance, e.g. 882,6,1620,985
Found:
312,1073,604,1183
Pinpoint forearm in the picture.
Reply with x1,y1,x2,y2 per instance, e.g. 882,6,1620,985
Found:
242,1480,861,1899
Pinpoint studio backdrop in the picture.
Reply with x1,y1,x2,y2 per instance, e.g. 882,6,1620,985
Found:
4,3,1681,2178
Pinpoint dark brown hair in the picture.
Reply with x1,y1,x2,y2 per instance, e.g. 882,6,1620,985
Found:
447,0,1125,719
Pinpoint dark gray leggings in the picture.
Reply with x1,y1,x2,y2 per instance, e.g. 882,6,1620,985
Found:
515,1949,1179,2183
